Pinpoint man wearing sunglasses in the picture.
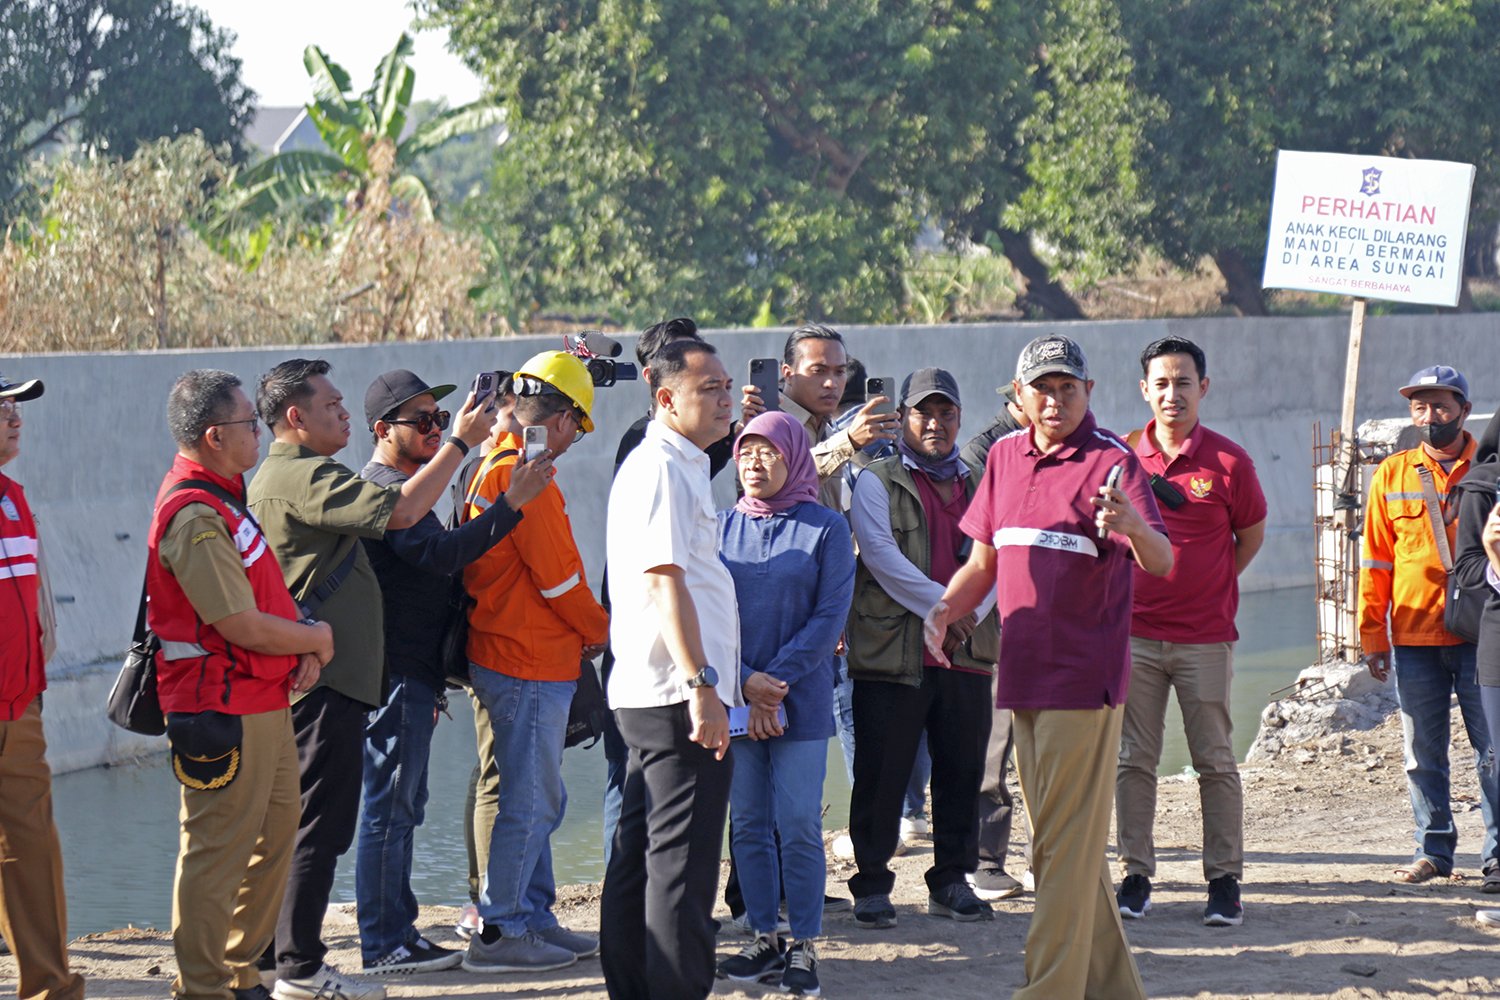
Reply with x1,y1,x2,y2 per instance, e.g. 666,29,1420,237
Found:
353,370,554,976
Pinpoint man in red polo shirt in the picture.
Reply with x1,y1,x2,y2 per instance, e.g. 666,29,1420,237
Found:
926,334,1171,1000
1115,337,1267,929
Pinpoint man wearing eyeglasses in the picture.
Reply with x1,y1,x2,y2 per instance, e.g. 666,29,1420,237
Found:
352,370,554,976
461,351,611,973
248,359,496,1000
0,373,85,1000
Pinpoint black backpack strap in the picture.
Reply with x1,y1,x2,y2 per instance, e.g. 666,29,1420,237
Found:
299,541,359,619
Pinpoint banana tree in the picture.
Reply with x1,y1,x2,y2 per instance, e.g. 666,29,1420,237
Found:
223,33,502,224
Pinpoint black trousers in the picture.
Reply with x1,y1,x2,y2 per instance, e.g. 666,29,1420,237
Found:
272,687,367,980
847,669,991,899
977,670,1030,870
601,704,732,1000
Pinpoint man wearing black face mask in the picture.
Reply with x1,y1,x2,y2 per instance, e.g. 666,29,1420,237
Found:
1359,365,1500,890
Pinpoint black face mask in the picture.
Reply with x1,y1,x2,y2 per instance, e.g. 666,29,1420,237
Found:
1420,418,1463,450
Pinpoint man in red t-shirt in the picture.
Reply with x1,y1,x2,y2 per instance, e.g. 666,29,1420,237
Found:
1115,337,1267,930
0,371,84,1000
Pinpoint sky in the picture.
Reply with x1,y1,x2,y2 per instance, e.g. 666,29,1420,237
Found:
190,0,484,108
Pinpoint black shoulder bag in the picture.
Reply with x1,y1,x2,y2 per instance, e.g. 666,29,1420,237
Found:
1416,466,1484,644
440,448,516,687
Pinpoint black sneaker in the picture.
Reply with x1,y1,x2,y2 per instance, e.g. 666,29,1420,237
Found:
361,936,463,975
1204,875,1244,927
781,939,820,996
852,893,897,929
927,881,994,922
971,866,1024,901
716,933,784,983
823,894,852,914
1117,873,1152,919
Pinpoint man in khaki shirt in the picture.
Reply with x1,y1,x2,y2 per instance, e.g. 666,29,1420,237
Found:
247,359,494,1000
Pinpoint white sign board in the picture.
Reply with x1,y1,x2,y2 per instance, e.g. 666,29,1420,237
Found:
1262,150,1474,307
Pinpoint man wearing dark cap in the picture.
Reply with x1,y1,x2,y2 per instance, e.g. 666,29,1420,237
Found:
1359,364,1500,889
248,360,494,1000
927,335,1169,999
0,372,85,1000
354,370,552,975
844,367,999,929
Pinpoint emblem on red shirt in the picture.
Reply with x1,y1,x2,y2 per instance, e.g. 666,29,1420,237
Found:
1189,476,1213,498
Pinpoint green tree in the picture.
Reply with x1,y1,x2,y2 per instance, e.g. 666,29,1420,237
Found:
1119,0,1500,314
422,0,1082,325
227,34,503,223
0,0,253,204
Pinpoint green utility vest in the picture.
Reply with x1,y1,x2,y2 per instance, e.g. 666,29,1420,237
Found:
846,456,999,688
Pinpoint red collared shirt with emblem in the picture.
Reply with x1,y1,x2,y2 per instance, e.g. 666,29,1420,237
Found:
1130,420,1267,644
960,412,1166,711
0,473,44,720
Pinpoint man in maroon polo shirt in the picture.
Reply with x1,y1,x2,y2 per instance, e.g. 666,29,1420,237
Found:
925,334,1171,1000
1115,337,1267,929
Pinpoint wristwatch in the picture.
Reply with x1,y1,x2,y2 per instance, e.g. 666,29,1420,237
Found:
685,665,719,690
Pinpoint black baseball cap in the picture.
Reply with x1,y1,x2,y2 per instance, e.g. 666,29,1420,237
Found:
0,372,44,401
1016,335,1089,384
900,368,962,407
364,370,456,429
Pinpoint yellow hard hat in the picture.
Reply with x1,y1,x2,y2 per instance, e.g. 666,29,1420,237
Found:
514,351,596,432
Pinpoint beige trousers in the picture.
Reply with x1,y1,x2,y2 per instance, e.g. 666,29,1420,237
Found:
1117,638,1243,881
172,708,299,1000
1013,705,1147,1000
0,702,84,1000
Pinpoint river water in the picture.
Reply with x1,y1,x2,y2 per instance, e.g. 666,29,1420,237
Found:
53,585,1315,937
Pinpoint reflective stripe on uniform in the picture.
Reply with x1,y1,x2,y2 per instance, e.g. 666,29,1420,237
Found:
1360,559,1394,570
539,573,581,599
0,563,37,581
160,640,210,660
1384,491,1448,502
0,535,38,559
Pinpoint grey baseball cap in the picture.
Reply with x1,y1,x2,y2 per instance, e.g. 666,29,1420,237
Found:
900,367,961,407
1015,335,1089,384
1398,364,1468,402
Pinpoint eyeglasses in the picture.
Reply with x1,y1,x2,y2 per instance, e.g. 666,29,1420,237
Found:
567,407,588,440
735,446,782,468
211,417,260,434
386,410,451,434
0,399,18,421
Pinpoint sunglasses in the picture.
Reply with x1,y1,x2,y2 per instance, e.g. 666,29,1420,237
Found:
386,410,451,434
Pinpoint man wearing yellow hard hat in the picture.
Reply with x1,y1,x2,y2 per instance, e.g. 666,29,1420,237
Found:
460,351,611,972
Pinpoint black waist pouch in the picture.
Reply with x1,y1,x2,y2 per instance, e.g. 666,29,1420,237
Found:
167,710,243,790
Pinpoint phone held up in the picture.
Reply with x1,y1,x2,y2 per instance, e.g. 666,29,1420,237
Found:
1096,464,1123,541
866,376,897,415
523,424,548,464
748,358,780,412
471,371,497,408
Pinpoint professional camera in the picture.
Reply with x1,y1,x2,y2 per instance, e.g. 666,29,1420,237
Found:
564,331,638,387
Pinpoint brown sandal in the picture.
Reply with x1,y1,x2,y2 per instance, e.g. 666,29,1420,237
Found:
1394,859,1443,884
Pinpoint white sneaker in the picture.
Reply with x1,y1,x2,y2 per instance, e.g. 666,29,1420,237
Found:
831,834,855,860
273,964,387,1000
1478,909,1500,926
1021,869,1036,892
899,815,929,839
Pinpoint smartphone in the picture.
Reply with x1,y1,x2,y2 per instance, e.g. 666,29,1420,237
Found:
1097,464,1123,540
866,376,897,415
748,358,780,411
523,425,548,464
728,704,789,739
471,371,497,407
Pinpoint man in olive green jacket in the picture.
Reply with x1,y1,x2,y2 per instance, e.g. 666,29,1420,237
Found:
843,367,998,930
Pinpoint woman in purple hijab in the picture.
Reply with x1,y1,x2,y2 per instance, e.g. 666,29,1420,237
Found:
714,410,856,993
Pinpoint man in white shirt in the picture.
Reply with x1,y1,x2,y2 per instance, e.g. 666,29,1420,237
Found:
600,338,743,1000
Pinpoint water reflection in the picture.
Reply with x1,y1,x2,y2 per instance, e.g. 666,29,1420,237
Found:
52,586,1314,937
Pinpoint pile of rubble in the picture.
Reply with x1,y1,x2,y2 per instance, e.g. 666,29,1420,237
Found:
1247,659,1398,764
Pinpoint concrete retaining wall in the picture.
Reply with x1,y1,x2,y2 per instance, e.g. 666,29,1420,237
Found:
8,312,1499,772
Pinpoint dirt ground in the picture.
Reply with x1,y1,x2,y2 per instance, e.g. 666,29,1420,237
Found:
10,710,1500,1000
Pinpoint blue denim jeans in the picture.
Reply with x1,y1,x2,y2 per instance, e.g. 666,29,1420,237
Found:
729,737,828,940
470,665,575,937
355,674,439,962
833,656,856,786
602,706,628,867
1393,644,1500,872
905,733,932,819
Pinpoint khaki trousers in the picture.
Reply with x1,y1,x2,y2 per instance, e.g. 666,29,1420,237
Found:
1014,705,1146,1000
464,686,498,903
1117,638,1242,881
0,702,84,1000
173,708,299,1000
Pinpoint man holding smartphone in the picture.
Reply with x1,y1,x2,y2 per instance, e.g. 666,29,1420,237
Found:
354,369,553,975
1114,337,1267,928
462,351,609,973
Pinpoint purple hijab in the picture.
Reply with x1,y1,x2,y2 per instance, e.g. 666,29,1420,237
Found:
733,410,821,518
